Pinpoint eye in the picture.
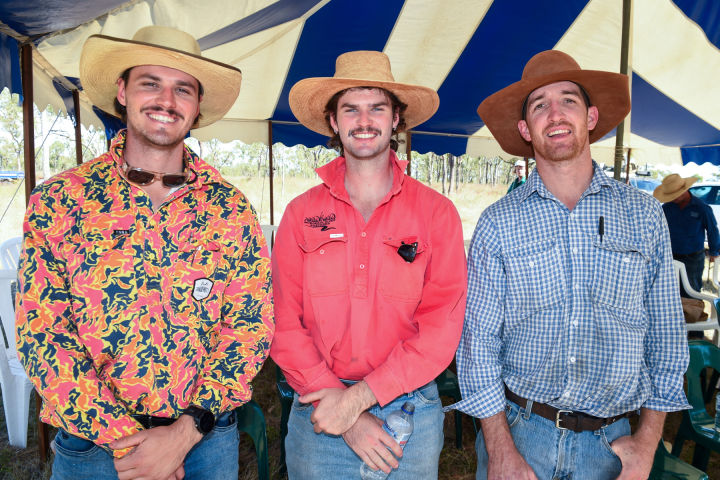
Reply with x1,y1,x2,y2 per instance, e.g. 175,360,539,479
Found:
142,81,158,88
177,87,192,95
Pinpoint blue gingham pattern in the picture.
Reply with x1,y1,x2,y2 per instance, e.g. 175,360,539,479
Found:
452,163,690,419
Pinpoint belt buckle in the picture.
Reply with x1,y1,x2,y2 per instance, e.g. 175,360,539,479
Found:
555,410,573,430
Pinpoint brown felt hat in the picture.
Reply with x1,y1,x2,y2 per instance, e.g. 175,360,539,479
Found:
288,50,439,136
477,50,631,158
653,174,698,202
80,26,242,128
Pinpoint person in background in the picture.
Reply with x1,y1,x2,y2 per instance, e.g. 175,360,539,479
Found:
271,50,467,479
16,26,273,480
452,50,689,480
506,158,527,193
654,173,720,296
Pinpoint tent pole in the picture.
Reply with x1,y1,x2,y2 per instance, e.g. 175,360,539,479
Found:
406,131,412,176
21,44,36,204
614,0,633,180
268,121,274,226
73,90,82,165
21,42,50,463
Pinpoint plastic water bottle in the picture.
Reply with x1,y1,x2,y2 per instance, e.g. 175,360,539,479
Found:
360,401,415,480
715,391,720,433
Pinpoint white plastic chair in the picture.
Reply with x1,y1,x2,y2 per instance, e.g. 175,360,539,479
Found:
260,224,278,257
0,236,33,448
674,260,720,345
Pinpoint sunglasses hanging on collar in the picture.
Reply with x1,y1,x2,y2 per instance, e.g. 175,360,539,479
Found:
122,162,191,188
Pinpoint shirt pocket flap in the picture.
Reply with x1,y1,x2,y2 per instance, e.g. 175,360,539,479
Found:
381,235,428,254
300,233,348,253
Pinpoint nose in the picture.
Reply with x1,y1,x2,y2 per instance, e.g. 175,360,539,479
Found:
357,109,373,127
156,85,176,108
546,100,564,122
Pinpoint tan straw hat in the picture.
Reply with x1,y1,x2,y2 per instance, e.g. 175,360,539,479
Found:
653,174,698,202
80,26,242,128
288,50,439,136
477,50,631,158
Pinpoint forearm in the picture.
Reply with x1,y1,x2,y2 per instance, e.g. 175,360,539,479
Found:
633,408,666,445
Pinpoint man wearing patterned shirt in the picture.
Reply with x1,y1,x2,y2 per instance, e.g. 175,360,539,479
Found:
452,50,689,480
270,51,466,478
16,26,273,480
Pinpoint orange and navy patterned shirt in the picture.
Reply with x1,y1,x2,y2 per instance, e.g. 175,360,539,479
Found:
16,130,274,452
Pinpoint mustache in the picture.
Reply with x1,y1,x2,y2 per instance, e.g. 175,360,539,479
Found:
142,106,184,120
347,127,382,137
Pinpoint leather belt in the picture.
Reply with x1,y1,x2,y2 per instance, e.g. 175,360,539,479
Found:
131,411,236,430
505,388,635,433
673,250,705,260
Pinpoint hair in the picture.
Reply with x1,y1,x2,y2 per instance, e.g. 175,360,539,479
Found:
113,67,204,126
323,86,408,155
521,81,592,120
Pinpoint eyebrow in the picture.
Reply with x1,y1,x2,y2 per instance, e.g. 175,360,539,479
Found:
527,88,582,106
339,100,390,110
135,73,198,91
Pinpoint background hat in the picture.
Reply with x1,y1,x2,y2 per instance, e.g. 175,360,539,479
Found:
80,26,242,128
477,50,631,158
653,174,698,202
514,159,526,167
288,50,439,136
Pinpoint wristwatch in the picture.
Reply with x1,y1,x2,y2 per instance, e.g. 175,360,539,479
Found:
183,405,215,436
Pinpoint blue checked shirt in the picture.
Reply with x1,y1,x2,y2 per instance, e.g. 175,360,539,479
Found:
453,163,690,419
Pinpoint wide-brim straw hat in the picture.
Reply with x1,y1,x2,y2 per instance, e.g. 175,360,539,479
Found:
653,174,698,202
288,51,439,136
477,50,631,158
80,26,242,128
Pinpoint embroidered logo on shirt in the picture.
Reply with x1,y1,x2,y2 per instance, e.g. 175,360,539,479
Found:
192,278,213,301
304,212,336,231
113,229,131,238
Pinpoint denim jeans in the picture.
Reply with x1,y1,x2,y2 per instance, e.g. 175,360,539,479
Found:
285,382,444,479
475,400,631,480
676,250,705,296
50,411,239,480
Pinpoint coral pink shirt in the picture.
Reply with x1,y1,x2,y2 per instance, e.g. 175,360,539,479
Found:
271,152,466,406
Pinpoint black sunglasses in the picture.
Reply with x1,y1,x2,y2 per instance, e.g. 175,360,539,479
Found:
397,241,418,263
122,163,190,188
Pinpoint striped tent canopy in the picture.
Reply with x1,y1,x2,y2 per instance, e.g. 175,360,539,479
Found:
1,0,719,166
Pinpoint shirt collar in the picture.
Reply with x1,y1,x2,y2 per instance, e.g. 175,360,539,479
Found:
316,150,407,200
108,129,224,186
518,160,612,203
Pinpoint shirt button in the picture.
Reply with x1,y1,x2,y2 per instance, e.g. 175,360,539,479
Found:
361,232,367,237
569,356,576,363
528,260,535,267
359,264,365,269
572,247,578,254
572,320,579,327
623,256,630,263
319,249,325,255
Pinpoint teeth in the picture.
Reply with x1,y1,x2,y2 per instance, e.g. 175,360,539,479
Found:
353,133,376,139
149,113,176,124
548,129,570,137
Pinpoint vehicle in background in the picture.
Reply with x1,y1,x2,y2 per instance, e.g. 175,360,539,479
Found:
689,182,720,228
629,177,660,195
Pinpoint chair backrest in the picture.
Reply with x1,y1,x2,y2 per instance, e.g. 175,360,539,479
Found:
260,225,278,257
0,270,18,352
0,237,22,271
674,260,718,319
685,340,720,417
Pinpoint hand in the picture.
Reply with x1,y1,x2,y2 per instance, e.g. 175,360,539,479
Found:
111,415,202,480
486,445,538,480
342,412,402,474
610,434,657,480
300,382,377,435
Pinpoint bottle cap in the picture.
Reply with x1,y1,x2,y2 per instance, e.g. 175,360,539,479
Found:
401,401,415,415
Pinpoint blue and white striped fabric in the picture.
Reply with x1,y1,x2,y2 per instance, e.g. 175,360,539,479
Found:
452,163,691,419
1,0,719,164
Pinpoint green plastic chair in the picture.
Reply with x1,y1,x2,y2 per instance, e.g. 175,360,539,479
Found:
650,440,708,479
671,340,720,471
276,366,294,476
236,399,269,480
435,368,469,449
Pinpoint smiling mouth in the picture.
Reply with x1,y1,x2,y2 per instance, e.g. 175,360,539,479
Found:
349,128,381,139
148,113,178,124
547,128,571,137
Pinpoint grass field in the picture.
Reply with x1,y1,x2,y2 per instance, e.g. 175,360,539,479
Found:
1,174,719,478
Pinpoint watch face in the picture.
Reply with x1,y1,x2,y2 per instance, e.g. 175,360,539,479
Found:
197,409,214,434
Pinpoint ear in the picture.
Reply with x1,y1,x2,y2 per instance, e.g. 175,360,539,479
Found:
329,114,339,134
116,77,127,107
518,120,531,142
587,105,599,130
392,109,399,130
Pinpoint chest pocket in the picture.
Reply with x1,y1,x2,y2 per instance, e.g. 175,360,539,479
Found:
171,238,226,324
591,236,647,311
301,234,348,296
379,236,428,303
504,238,564,314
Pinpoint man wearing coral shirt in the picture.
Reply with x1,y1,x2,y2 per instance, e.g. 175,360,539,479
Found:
270,50,467,479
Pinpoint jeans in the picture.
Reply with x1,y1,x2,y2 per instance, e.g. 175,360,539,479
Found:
475,400,631,480
50,411,239,480
285,382,444,479
676,250,705,297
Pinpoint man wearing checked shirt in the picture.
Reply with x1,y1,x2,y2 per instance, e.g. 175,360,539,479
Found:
452,50,690,480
